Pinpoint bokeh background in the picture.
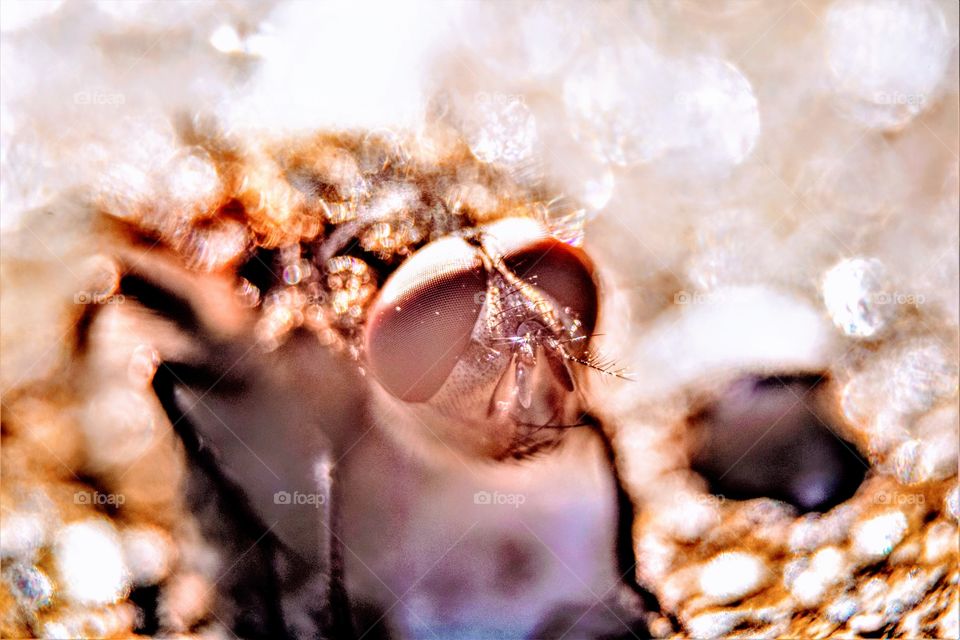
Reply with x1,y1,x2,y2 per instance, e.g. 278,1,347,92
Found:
1,1,958,638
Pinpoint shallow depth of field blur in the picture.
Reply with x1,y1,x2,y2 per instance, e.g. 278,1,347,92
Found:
1,1,958,639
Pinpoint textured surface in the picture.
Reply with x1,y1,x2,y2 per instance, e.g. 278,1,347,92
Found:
2,1,958,638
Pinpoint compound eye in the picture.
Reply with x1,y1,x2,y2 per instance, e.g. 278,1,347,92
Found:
364,236,486,403
502,239,598,355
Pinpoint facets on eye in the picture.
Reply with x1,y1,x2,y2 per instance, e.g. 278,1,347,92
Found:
366,217,600,408
362,215,608,462
364,235,486,403
501,239,599,354
477,219,597,333
689,374,868,513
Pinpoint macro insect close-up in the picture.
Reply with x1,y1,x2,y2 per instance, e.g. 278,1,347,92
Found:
0,1,958,639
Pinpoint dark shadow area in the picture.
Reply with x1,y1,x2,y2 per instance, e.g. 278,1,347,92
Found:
690,374,868,513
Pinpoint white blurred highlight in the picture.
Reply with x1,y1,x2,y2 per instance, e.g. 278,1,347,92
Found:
224,1,460,134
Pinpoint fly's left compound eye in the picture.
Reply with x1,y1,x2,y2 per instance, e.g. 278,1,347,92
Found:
500,237,599,358
363,217,600,459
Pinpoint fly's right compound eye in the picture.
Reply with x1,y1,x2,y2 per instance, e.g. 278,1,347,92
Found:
364,236,487,403
362,217,601,459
